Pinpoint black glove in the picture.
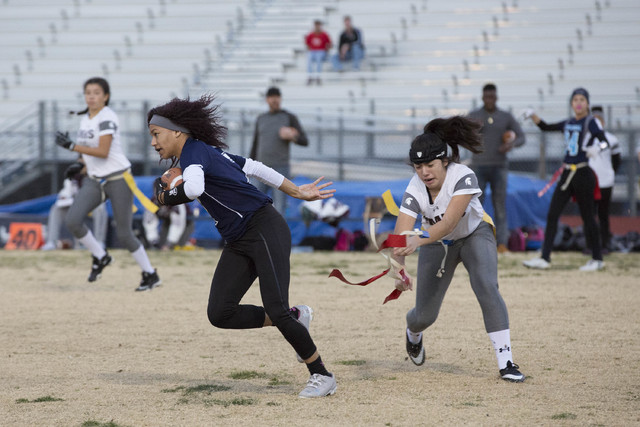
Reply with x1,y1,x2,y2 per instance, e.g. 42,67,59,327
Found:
65,162,84,179
154,177,166,205
55,131,76,150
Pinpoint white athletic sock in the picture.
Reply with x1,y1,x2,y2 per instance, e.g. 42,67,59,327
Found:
406,328,422,345
489,329,513,370
79,231,106,259
131,245,155,273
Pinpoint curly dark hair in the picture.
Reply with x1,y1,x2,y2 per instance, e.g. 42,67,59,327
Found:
409,115,483,164
147,94,227,149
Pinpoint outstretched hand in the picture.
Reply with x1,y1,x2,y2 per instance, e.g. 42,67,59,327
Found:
297,176,336,201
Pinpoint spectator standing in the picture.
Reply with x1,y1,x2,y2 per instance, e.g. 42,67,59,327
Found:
331,16,365,71
304,20,332,86
250,87,309,217
468,83,526,253
588,106,621,253
522,87,609,271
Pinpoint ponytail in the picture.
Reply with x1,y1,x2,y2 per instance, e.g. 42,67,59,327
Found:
422,116,483,162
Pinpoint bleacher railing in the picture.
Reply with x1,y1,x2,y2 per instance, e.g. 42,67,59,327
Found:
1,100,638,215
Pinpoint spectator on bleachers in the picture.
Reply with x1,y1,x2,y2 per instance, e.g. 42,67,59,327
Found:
250,87,309,217
331,16,365,72
522,87,609,271
468,83,526,253
588,106,621,253
305,20,332,86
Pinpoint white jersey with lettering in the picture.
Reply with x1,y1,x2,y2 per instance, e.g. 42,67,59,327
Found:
399,162,484,241
76,106,131,178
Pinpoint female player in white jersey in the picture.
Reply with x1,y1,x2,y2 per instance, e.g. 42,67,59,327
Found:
147,94,337,398
391,116,525,382
55,77,160,291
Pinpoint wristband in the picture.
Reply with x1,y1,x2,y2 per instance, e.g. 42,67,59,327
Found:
160,182,192,206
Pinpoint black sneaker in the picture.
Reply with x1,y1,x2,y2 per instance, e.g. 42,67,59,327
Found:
500,361,525,382
406,331,425,366
88,253,112,282
135,269,161,292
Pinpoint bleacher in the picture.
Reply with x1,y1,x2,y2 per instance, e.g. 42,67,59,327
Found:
0,0,639,195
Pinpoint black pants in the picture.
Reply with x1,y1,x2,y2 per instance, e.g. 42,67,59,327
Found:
541,167,602,261
596,187,612,249
207,204,317,360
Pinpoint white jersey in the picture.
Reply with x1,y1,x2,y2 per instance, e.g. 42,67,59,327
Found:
588,131,620,188
399,163,484,241
76,106,131,178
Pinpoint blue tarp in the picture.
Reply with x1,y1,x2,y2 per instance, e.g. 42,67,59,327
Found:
0,173,554,246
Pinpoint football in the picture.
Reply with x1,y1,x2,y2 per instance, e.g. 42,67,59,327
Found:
502,130,516,144
161,167,183,190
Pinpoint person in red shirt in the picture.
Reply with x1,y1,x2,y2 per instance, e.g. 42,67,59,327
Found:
305,20,332,85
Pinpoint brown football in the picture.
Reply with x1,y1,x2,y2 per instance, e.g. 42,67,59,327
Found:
502,130,516,144
161,167,183,190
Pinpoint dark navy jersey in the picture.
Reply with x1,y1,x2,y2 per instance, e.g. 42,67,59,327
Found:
180,138,271,242
537,115,607,164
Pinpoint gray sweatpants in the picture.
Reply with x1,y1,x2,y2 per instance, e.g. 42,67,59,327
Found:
65,176,141,252
407,221,509,334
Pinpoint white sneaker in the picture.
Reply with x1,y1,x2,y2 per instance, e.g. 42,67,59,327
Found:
523,257,551,270
579,259,604,271
294,305,313,363
298,373,337,398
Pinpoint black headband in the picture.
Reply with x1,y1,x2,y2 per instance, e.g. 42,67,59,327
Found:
409,141,447,164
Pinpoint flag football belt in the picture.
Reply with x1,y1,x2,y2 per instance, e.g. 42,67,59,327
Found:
88,169,158,214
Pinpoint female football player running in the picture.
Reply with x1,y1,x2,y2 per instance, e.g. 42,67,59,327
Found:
148,94,337,398
55,77,160,291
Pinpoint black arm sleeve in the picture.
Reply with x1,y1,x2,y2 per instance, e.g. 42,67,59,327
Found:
612,153,622,172
159,182,193,206
536,120,565,132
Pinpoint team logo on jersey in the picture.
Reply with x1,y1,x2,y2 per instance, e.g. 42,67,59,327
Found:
404,197,413,206
465,177,472,186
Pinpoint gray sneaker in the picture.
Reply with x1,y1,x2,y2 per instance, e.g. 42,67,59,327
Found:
294,305,313,363
298,373,337,398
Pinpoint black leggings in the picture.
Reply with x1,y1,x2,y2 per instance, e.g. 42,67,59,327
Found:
207,204,317,360
541,167,601,261
596,187,612,248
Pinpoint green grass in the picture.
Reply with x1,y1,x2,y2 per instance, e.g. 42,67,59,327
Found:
228,370,268,380
268,376,291,386
337,359,366,366
81,421,129,427
205,397,257,407
551,412,577,420
15,395,64,404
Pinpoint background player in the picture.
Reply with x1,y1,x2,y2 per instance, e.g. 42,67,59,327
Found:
522,88,609,271
588,105,621,253
55,77,161,291
148,94,338,398
391,116,525,382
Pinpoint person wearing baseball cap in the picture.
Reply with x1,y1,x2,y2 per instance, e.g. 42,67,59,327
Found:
521,87,610,271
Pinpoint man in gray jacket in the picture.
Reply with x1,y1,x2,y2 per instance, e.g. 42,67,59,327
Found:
468,83,525,253
251,87,309,216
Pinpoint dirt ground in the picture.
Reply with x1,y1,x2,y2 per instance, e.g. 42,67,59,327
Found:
1,248,639,426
